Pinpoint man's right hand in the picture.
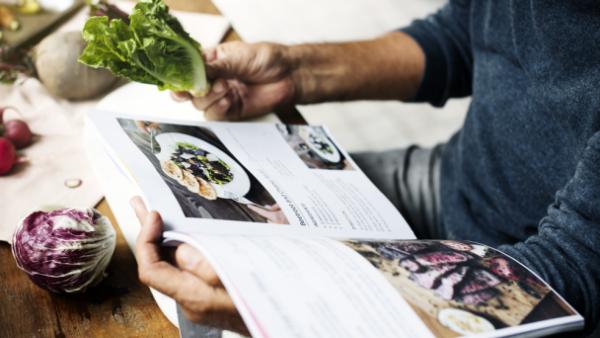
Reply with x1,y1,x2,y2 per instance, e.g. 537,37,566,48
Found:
174,32,425,121
173,41,296,121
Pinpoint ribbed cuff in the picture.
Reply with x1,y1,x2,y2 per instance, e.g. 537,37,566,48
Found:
400,23,449,107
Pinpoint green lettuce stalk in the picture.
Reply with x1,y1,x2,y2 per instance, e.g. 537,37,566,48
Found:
78,0,209,95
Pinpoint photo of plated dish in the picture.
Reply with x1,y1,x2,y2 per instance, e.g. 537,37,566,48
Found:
155,133,251,201
437,308,495,335
298,126,341,163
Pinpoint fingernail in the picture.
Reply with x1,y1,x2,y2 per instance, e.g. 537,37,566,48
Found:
218,98,229,107
179,246,199,269
130,196,140,207
184,256,199,270
171,92,189,102
205,48,218,62
213,81,225,94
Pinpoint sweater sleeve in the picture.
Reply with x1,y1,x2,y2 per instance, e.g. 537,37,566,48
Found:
400,0,473,106
498,131,600,333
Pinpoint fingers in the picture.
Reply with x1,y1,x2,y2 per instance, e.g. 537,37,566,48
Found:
189,79,229,111
177,277,236,314
130,197,243,333
247,204,278,219
131,197,189,297
172,41,291,120
248,204,288,224
203,47,217,62
140,261,220,311
243,79,294,116
205,41,244,79
204,79,294,121
134,120,149,133
171,80,234,121
139,267,246,335
132,197,163,266
131,199,210,299
180,296,250,336
203,95,233,120
171,91,192,102
171,45,224,106
203,47,219,79
203,79,246,120
147,122,161,131
175,244,222,287
149,269,237,328
252,203,281,212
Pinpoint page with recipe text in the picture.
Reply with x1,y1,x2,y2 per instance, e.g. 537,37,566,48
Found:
89,110,415,240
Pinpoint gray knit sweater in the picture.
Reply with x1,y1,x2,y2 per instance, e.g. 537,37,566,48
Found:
402,0,600,332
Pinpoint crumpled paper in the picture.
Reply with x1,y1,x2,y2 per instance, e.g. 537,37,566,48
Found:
0,77,103,242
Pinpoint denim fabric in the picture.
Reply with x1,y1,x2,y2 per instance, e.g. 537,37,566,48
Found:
352,145,444,239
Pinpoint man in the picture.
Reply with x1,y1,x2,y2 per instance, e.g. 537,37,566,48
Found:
132,0,600,334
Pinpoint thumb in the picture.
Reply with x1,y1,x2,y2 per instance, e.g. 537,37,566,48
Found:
206,57,238,80
203,47,220,80
175,244,222,286
204,42,251,80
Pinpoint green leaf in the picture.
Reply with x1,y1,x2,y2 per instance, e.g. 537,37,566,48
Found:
78,0,209,95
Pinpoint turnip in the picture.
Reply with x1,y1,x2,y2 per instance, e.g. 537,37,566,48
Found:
34,31,118,100
0,137,16,175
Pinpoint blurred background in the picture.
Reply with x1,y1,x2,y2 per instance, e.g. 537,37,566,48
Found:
205,0,470,152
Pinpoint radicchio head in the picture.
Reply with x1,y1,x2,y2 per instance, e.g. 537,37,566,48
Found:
12,208,116,293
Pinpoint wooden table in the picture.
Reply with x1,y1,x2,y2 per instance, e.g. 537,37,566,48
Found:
0,1,593,336
0,1,306,337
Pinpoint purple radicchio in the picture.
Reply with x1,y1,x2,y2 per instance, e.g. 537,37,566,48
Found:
11,208,116,293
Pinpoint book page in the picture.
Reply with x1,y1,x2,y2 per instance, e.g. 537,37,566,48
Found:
89,110,415,240
341,239,582,337
166,235,582,338
167,234,434,338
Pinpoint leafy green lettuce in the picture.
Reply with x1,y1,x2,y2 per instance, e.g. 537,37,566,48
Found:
78,0,209,95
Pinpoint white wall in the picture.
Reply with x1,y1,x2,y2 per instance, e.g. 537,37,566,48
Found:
212,0,469,151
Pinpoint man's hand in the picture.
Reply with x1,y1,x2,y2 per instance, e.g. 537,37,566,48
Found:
173,32,425,121
247,203,289,224
172,41,296,121
134,121,160,134
131,197,249,335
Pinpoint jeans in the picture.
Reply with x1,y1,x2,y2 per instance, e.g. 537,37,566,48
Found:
352,144,444,239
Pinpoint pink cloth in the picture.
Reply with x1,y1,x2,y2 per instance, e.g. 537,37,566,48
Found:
0,2,229,243
0,77,103,242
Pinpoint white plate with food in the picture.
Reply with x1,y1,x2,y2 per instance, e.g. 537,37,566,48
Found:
154,132,251,201
438,308,495,335
298,126,341,163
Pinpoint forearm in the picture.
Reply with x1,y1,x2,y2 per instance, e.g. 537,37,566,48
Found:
285,32,425,104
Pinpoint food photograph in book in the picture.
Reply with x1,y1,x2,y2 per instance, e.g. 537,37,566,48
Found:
118,118,289,224
276,124,355,170
343,239,577,337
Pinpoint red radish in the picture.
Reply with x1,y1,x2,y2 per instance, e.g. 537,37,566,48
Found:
3,119,32,149
0,137,16,175
0,106,32,149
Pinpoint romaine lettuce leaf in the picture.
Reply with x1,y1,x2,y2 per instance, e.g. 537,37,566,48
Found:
78,0,209,95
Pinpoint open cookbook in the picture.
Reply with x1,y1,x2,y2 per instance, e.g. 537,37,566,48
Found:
88,110,583,338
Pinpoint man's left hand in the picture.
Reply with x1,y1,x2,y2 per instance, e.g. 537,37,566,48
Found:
131,197,249,335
